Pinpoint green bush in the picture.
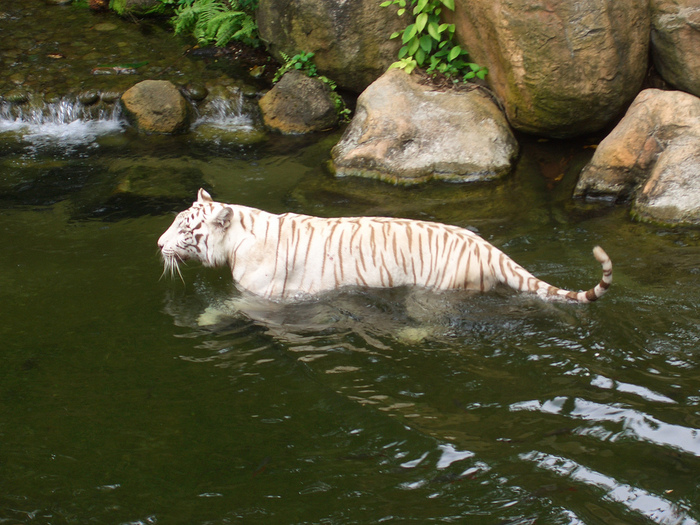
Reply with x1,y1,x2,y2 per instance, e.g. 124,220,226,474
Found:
381,0,487,82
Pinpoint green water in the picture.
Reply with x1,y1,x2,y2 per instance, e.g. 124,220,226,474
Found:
1,3,700,524
1,127,699,524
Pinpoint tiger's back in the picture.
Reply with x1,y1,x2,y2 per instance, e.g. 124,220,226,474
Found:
158,189,612,303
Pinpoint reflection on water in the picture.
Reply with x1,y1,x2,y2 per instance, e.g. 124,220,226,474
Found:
162,269,700,524
522,451,697,525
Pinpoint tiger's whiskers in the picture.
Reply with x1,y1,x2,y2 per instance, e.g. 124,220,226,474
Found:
160,255,185,284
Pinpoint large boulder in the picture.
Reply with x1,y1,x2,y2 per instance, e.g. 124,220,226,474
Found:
256,0,407,93
574,89,700,226
651,0,700,97
258,70,339,134
446,0,650,138
330,69,519,184
120,80,190,134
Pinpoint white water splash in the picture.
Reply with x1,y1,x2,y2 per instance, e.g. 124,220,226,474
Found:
192,95,256,132
0,99,125,148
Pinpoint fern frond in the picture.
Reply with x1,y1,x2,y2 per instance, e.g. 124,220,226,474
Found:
172,0,259,47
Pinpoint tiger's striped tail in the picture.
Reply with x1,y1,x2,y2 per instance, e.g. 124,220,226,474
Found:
532,246,612,303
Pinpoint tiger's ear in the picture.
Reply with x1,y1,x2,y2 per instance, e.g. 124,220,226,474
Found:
197,188,213,204
213,207,233,230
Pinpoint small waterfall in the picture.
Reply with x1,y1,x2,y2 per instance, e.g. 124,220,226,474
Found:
192,93,260,142
192,93,258,133
0,98,125,147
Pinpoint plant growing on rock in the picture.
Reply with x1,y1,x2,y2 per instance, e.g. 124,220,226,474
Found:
381,0,487,82
273,51,318,82
274,52,351,122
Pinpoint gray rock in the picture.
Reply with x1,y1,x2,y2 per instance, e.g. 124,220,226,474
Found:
258,70,338,134
331,69,519,184
256,0,406,93
633,136,700,225
651,0,700,97
120,80,190,134
575,89,700,226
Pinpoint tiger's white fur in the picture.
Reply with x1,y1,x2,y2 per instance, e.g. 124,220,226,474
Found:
158,189,612,303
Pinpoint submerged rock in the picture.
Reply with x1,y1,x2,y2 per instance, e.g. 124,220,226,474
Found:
447,0,649,137
258,70,338,134
120,80,190,134
575,89,700,226
331,69,518,185
256,0,406,93
651,0,700,97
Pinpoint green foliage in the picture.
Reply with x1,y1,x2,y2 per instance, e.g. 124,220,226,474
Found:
380,0,487,82
159,0,259,47
273,51,318,83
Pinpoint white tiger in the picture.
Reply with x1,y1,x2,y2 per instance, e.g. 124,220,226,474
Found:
158,189,612,303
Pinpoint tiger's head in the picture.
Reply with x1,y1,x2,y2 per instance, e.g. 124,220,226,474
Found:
157,188,234,279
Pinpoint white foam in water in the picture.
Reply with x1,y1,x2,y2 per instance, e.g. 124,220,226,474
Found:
0,99,125,148
192,95,255,131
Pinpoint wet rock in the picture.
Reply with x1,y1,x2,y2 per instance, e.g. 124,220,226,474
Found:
120,80,190,134
575,89,700,226
256,0,406,93
184,83,208,102
4,90,29,104
78,90,100,106
330,69,518,185
258,70,338,134
651,0,700,97
446,0,650,137
101,91,122,104
93,22,118,32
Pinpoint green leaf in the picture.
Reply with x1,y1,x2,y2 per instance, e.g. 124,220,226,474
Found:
390,31,401,39
379,0,392,6
415,12,428,33
404,60,416,74
419,34,433,52
427,21,441,40
447,45,461,61
402,23,417,43
440,0,454,10
413,0,428,15
397,8,405,15
398,45,409,59
438,23,450,32
415,47,426,65
407,36,420,55
477,68,488,79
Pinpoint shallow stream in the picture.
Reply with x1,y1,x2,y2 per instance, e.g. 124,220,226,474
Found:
1,3,700,525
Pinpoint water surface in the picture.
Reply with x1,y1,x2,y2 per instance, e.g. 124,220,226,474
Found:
1,4,699,525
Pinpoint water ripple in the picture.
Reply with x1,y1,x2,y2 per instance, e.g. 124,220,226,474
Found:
511,397,700,456
521,451,698,525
